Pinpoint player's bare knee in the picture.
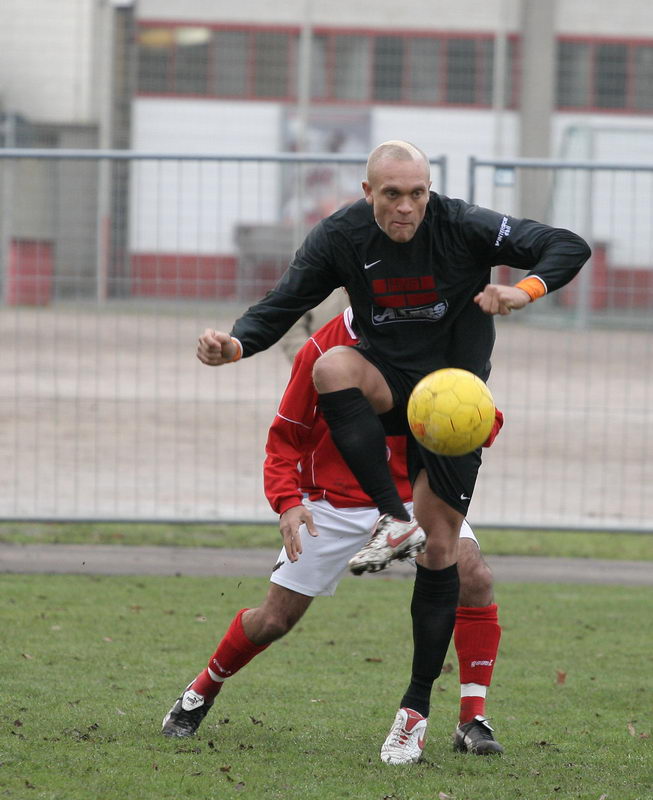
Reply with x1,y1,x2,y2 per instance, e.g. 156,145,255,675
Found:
458,554,494,607
312,347,353,392
255,609,295,642
420,532,459,570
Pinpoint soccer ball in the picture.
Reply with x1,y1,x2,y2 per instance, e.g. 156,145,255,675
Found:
407,368,495,456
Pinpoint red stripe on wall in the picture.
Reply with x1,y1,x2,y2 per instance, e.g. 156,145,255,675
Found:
131,254,238,298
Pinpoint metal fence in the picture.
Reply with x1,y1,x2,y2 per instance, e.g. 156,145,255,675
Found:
0,150,651,531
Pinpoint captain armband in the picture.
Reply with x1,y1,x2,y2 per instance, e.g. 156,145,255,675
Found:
514,276,547,303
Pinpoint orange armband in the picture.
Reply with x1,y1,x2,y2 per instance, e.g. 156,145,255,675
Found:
514,276,547,302
228,337,243,363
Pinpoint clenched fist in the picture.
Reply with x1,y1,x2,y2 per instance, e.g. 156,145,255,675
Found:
197,328,241,366
474,284,530,316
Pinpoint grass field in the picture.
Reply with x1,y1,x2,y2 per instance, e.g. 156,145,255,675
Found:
1,572,651,800
0,522,652,561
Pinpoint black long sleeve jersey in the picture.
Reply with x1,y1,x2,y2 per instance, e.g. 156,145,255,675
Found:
230,193,591,381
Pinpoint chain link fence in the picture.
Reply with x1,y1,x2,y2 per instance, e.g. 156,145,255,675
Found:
0,150,651,530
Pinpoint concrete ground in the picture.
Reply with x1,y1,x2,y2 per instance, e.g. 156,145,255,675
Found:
2,305,652,531
1,543,651,586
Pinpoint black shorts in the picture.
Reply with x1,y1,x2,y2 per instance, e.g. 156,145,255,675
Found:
357,345,483,516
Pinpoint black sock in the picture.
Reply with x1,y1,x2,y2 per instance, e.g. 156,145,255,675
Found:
400,563,460,718
318,388,409,520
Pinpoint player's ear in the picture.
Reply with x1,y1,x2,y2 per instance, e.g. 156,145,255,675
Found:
362,180,373,205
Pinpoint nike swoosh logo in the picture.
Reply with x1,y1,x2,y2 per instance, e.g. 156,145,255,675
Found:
460,493,470,501
364,259,381,269
386,523,420,548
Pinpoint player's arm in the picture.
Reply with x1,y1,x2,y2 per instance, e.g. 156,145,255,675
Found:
278,504,317,563
473,284,530,316
196,329,242,366
229,223,340,357
197,223,340,365
483,408,504,447
463,205,591,316
264,341,320,561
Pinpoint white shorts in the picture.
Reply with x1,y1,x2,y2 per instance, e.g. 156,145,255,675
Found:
269,498,479,598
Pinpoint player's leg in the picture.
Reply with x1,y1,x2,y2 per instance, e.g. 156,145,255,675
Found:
315,347,427,571
314,346,411,522
162,500,376,739
453,530,503,754
381,470,461,764
162,585,312,738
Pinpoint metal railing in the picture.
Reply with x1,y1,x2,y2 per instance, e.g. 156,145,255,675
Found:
0,150,651,531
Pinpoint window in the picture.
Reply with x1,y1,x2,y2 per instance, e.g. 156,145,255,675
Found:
310,34,328,99
557,41,591,108
137,28,173,93
135,23,652,115
634,45,653,111
333,35,369,101
445,38,493,105
478,39,494,105
557,38,653,112
173,28,210,95
373,36,404,102
446,38,476,103
406,38,441,104
254,31,292,97
213,30,248,97
595,43,628,109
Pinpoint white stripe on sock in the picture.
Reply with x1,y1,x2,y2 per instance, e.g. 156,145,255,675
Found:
208,667,227,683
461,683,487,698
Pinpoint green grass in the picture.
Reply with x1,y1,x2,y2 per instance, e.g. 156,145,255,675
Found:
1,522,652,560
0,522,279,549
1,575,651,800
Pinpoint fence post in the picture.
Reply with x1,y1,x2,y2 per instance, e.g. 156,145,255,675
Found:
467,156,477,204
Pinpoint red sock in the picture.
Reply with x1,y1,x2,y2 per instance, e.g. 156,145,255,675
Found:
454,603,501,723
191,609,269,702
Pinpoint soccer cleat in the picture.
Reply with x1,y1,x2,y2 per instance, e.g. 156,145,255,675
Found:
453,715,504,755
380,707,428,765
161,683,214,738
348,514,426,575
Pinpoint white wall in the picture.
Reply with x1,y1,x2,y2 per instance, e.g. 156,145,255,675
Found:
551,115,653,267
558,0,653,35
2,0,652,130
372,106,519,198
131,97,283,154
138,0,522,31
130,98,284,253
131,96,653,272
0,0,98,124
130,97,523,253
138,0,653,36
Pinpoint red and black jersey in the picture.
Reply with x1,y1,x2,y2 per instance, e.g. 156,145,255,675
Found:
231,193,590,380
264,308,413,515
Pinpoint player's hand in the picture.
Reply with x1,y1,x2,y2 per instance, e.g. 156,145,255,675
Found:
279,505,318,562
482,408,504,448
474,284,530,316
196,329,239,366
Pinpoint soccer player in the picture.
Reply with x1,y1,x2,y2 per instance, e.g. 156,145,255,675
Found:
194,141,590,761
279,288,349,363
163,306,505,760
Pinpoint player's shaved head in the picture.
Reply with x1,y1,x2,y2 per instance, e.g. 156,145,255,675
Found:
366,140,430,184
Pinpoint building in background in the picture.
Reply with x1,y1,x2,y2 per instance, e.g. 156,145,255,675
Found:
0,1,652,528
1,0,652,301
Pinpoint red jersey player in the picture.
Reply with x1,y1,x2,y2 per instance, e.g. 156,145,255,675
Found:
163,307,504,761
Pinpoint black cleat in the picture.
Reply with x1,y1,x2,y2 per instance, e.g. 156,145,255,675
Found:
162,684,213,738
453,715,504,755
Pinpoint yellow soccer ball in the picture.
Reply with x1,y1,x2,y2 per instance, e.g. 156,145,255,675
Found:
407,368,496,456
